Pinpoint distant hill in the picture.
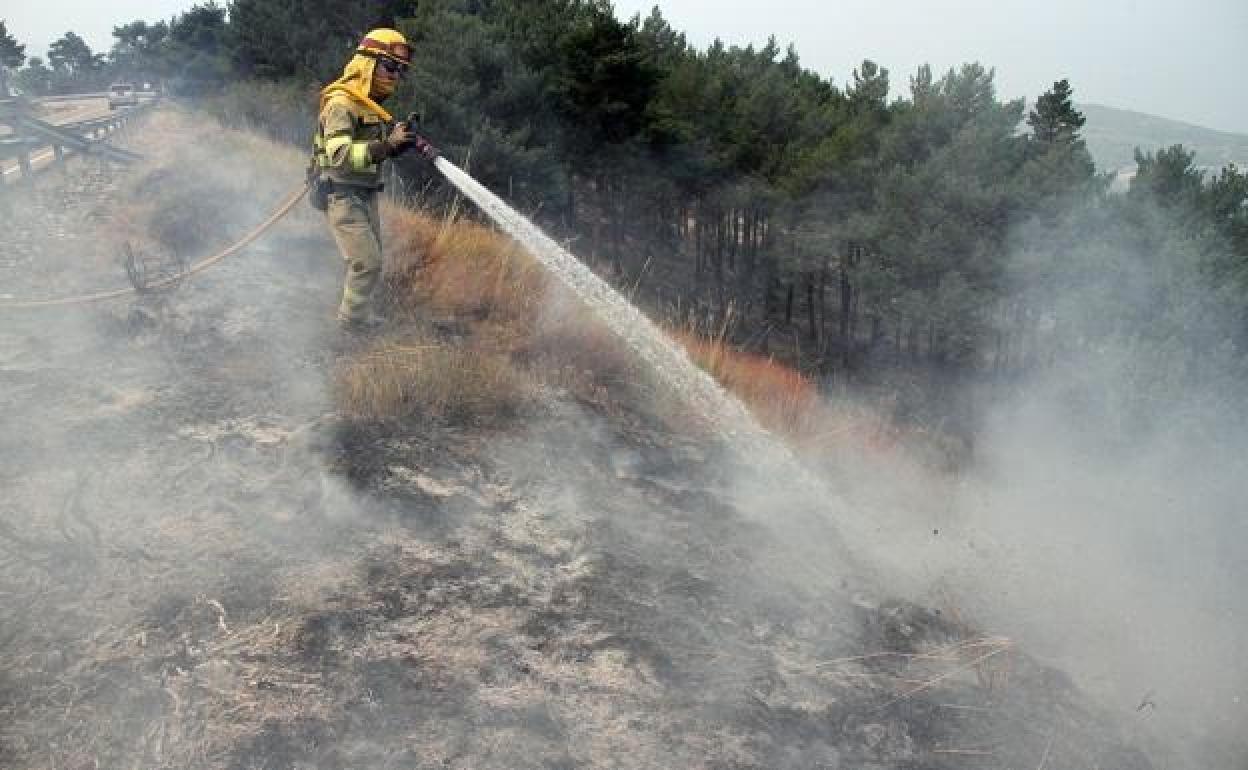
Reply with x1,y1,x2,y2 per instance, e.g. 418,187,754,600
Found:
1078,103,1248,173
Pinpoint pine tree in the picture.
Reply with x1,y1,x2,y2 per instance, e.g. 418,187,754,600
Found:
1027,78,1085,145
0,20,27,96
848,59,889,117
1021,78,1096,202
161,4,233,94
1130,144,1204,209
14,56,52,96
110,21,169,83
48,31,103,89
229,0,415,80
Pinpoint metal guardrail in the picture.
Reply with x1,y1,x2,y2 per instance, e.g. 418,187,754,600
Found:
0,99,152,180
0,137,43,160
35,92,107,103
20,110,147,163
35,92,162,104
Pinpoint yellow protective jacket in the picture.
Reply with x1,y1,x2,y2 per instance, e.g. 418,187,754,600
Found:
314,93,389,190
314,54,392,190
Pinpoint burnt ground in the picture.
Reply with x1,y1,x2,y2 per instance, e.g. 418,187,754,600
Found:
0,130,1170,769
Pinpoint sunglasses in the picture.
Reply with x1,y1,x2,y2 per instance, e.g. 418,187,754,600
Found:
377,58,408,76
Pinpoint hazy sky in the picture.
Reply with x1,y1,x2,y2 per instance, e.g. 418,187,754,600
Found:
5,0,1246,133
613,0,1248,133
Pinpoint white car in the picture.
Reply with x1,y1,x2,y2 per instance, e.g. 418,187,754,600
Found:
107,83,138,110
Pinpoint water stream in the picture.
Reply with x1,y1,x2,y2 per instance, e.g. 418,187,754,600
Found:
434,157,859,585
435,157,776,451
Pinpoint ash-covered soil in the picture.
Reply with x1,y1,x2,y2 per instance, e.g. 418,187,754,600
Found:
0,140,1165,769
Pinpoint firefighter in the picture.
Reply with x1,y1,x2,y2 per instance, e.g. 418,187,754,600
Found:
314,28,436,330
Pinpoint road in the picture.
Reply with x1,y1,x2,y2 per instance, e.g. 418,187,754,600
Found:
38,97,112,125
1,96,121,182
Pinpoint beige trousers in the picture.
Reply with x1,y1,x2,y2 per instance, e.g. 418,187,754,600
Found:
326,187,382,323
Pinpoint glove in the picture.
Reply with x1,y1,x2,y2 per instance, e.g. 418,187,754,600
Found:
367,122,417,162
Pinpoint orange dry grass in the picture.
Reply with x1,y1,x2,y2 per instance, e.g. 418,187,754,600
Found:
383,204,547,325
672,330,819,436
381,204,639,406
671,330,908,459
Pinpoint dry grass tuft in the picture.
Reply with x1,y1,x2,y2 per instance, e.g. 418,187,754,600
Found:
378,205,641,412
334,334,530,422
818,633,1015,708
383,204,547,325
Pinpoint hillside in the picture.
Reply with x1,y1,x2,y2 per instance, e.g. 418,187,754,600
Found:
1079,102,1248,172
0,108,1234,769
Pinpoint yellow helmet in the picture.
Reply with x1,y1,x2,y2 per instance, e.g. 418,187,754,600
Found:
357,28,412,69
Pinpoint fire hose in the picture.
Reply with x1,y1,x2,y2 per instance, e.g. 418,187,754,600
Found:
0,182,309,310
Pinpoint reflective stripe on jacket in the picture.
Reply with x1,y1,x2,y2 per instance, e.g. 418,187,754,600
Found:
315,92,387,189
